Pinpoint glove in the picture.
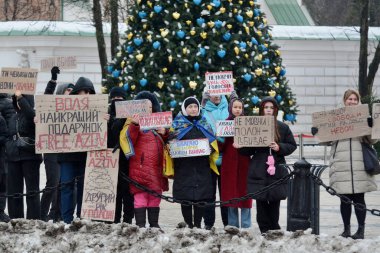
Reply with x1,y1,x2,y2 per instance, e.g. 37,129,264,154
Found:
51,66,60,81
311,127,318,136
201,90,210,107
367,117,373,128
266,155,276,175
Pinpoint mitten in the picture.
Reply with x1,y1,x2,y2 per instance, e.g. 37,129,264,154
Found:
367,117,373,128
51,66,60,81
311,127,318,136
266,154,276,175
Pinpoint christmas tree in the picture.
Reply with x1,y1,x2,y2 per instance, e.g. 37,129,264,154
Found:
104,0,297,121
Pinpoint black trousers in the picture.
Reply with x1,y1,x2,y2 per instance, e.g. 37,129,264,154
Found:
256,200,281,233
7,160,41,219
0,172,6,212
181,204,204,228
203,167,228,227
340,193,366,226
40,157,60,221
114,166,134,223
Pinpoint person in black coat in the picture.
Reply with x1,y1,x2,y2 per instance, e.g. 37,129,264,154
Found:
239,97,296,234
169,97,217,228
107,87,134,224
6,91,42,219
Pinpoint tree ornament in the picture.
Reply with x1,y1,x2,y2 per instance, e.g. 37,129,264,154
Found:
138,11,147,19
212,0,221,7
147,1,152,8
207,21,215,28
161,29,169,37
249,1,254,6
133,38,143,46
239,41,247,49
251,95,259,104
243,73,252,82
196,17,205,26
245,27,250,34
121,61,125,68
123,83,129,91
143,24,147,29
289,100,293,106
214,20,223,28
234,47,240,55
280,69,286,76
274,82,280,88
126,46,134,53
194,62,200,71
220,7,226,13
137,0,141,4
268,90,276,97
107,65,114,73
199,47,206,56
170,100,177,108
244,53,249,59
252,107,259,114
154,5,163,13
236,15,243,22
275,66,281,74
157,81,164,89
163,68,168,73
153,41,161,49
248,21,254,27
275,50,281,56
207,5,212,10
185,3,188,8
256,30,262,37
168,55,173,63
186,20,192,25
182,47,188,54
239,0,243,4
131,85,136,90
246,10,253,18
200,32,208,39
177,30,186,39
127,33,133,40
139,78,148,87
136,54,144,61
190,30,196,36
193,0,202,6
175,81,182,89
255,68,263,76
129,16,134,22
262,58,270,65
217,50,226,58
172,12,180,19
112,70,120,78
116,51,122,57
276,95,282,102
101,86,108,93
223,32,231,41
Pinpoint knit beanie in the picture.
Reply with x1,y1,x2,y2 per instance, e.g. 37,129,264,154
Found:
110,87,127,100
181,97,200,116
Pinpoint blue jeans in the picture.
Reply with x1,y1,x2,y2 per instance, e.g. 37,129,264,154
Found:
228,207,251,228
60,161,85,223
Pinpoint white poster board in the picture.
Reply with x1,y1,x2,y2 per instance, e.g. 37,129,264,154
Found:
0,67,38,94
205,71,234,95
115,99,151,118
169,138,211,158
234,116,274,147
139,111,173,130
40,56,77,71
216,120,234,137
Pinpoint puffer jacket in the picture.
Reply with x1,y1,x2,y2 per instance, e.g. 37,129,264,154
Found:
127,123,168,195
329,137,377,194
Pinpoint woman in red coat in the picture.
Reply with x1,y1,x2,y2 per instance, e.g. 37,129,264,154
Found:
220,97,252,228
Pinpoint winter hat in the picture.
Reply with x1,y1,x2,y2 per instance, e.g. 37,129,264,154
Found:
227,98,244,119
56,83,74,95
259,96,278,117
70,77,95,95
181,96,200,116
134,91,161,113
110,87,127,100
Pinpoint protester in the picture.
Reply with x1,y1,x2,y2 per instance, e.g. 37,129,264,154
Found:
239,96,296,234
107,87,134,224
169,96,219,229
311,89,377,239
120,91,168,228
220,97,252,228
6,90,42,219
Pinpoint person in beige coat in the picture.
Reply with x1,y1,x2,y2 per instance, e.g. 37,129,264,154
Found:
312,89,377,240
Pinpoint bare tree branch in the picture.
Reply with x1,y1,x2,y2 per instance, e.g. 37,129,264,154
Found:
367,41,380,92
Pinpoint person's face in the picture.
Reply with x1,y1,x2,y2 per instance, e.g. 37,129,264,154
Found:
185,103,199,116
64,88,73,95
210,95,221,105
263,102,275,116
344,94,359,106
231,100,243,117
78,89,91,95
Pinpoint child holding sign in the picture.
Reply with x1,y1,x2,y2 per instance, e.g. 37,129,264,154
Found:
169,97,219,229
220,98,252,228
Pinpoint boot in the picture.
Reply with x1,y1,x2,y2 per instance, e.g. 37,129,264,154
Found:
147,207,160,228
340,224,351,238
0,212,10,223
134,208,147,228
351,225,365,240
181,205,193,228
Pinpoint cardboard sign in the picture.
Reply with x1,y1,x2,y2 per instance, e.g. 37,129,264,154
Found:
216,120,234,137
115,99,150,118
312,104,371,142
0,67,38,94
205,71,234,95
234,116,274,147
81,149,119,222
169,138,211,158
40,56,77,71
139,111,173,130
35,94,108,153
371,103,380,139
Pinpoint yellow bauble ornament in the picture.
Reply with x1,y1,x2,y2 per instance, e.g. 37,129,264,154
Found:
172,12,180,19
275,66,281,74
182,47,188,54
186,20,192,25
147,34,152,41
227,24,232,29
137,0,141,4
228,0,232,2
185,3,188,8
143,24,147,29
245,27,250,34
233,78,237,83
264,43,268,48
274,82,280,88
149,13,154,18
252,107,259,114
157,81,164,89
189,81,197,89
255,54,262,61
127,32,133,40
131,85,136,90
268,90,276,97
289,100,293,106
234,47,240,55
163,68,168,73
239,0,243,4
190,30,196,36
233,8,238,13
200,32,207,39
118,82,123,87
147,1,152,7
257,31,262,37
136,54,144,61
263,18,267,24
161,29,169,37
121,60,125,68
275,50,281,56
116,51,122,57
246,10,253,18
249,1,254,6
249,21,254,27
168,55,173,63
255,68,263,76
129,16,134,22
207,5,212,10
101,86,108,93
208,21,215,28
244,53,249,59
220,7,226,13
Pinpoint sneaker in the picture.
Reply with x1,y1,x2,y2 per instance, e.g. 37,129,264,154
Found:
0,212,11,223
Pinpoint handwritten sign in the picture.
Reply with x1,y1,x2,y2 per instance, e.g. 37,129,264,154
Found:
35,94,108,153
0,67,38,94
312,104,371,142
115,99,150,118
81,149,119,222
169,138,211,158
205,71,234,95
216,120,234,137
40,56,77,71
234,116,274,147
139,111,173,130
371,103,380,139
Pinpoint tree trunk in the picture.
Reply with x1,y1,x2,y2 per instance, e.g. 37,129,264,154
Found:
358,0,369,98
110,0,119,58
92,0,108,79
367,42,380,92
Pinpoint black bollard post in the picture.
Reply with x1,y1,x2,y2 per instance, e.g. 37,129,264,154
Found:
287,157,312,232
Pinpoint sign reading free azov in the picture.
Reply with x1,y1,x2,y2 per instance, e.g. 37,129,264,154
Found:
169,138,211,158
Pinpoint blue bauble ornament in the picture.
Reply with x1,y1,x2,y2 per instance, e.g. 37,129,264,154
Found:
259,44,267,51
153,5,163,13
175,81,183,89
236,15,244,23
107,65,114,73
199,47,206,57
138,11,147,19
251,38,258,45
212,0,221,7
112,70,120,78
276,95,282,102
123,83,129,91
280,69,286,76
243,73,252,82
193,0,202,5
176,30,185,39
254,8,260,17
268,78,274,86
214,20,223,28
223,32,231,41
239,42,247,49
262,58,270,65
196,17,205,26
153,41,161,49
126,46,134,53
139,78,148,87
285,114,295,122
170,100,177,108
133,38,143,46
251,96,259,104
217,50,226,58
194,62,200,71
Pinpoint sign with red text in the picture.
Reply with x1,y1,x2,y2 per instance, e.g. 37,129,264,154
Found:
81,149,119,222
40,56,77,71
0,67,38,94
234,116,274,147
139,111,173,130
169,138,211,158
312,104,371,142
115,99,150,118
371,103,380,139
34,94,108,153
205,71,234,95
216,120,234,137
